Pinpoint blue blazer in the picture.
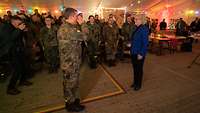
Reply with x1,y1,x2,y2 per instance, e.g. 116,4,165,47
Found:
130,25,149,56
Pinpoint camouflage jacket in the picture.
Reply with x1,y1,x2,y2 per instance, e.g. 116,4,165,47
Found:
103,24,119,46
121,22,136,41
57,22,86,71
40,25,58,48
86,23,101,42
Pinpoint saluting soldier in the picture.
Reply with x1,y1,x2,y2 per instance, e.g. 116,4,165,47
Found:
57,8,87,112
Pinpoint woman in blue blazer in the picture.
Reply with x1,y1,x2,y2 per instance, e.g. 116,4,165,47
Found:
130,16,149,91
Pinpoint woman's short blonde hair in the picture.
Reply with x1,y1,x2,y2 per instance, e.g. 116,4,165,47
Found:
134,14,147,24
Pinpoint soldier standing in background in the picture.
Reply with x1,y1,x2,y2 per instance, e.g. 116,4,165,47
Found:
103,17,119,67
122,15,136,43
30,14,45,63
86,15,101,68
77,13,89,63
121,15,137,59
95,14,101,25
40,15,59,73
57,8,86,112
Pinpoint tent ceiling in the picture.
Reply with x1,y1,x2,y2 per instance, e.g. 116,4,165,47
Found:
0,0,199,12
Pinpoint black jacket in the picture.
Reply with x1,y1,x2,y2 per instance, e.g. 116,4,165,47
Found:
0,23,22,58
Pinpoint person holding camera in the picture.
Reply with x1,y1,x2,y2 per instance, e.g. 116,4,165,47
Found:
0,16,32,95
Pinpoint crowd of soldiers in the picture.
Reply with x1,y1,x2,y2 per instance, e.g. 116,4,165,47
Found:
0,9,138,95
1,9,199,73
0,8,199,90
0,10,139,68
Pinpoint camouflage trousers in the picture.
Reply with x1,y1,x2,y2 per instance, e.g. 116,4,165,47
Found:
105,45,117,60
87,40,98,68
62,64,80,103
44,46,59,68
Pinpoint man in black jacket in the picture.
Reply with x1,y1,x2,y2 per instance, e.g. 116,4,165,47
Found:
159,19,167,30
176,18,188,36
190,17,199,32
0,16,32,95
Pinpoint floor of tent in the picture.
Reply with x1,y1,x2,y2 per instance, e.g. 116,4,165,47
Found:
1,43,200,113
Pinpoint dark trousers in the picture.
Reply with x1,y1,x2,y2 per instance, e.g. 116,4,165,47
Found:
131,54,145,87
8,49,27,89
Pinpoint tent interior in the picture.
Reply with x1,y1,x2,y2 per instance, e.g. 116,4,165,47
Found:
1,1,200,113
0,0,200,23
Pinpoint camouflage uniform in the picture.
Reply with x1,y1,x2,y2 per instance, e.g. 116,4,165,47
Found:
40,25,59,70
121,22,137,43
77,23,89,63
119,22,136,59
86,23,101,68
57,22,86,103
103,23,119,61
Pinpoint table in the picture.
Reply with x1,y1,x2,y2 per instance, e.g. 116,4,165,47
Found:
189,32,200,40
149,35,187,55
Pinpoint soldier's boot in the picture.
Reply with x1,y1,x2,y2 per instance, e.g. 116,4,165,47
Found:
74,99,85,109
19,80,33,86
7,87,21,95
111,60,116,66
89,56,97,69
108,60,113,67
65,101,85,112
91,61,97,69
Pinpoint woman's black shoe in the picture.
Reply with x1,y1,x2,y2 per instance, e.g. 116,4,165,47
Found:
134,86,141,91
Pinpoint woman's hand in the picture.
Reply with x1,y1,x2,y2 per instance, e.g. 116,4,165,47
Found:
137,54,143,60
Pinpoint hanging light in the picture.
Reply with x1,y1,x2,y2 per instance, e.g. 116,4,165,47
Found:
6,9,11,12
189,10,194,14
33,7,39,10
60,5,65,11
13,9,19,13
130,3,134,6
42,10,47,13
28,8,32,14
54,10,59,13
195,11,199,14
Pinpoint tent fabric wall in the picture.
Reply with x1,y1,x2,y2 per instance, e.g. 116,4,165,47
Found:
0,0,199,21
